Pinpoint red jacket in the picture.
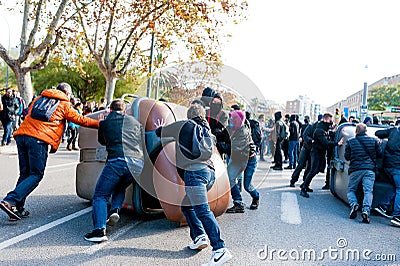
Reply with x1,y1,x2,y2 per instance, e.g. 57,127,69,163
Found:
14,89,99,150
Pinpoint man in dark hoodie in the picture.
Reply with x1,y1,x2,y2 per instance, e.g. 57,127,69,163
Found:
285,114,300,170
206,93,229,156
270,111,285,170
299,113,344,198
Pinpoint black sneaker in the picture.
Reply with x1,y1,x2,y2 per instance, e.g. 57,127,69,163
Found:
372,205,393,218
300,184,313,192
284,166,293,170
362,212,370,224
10,209,30,221
299,189,309,198
0,201,21,220
390,216,400,227
321,185,330,190
272,166,283,171
349,204,359,219
289,182,295,188
84,228,108,242
106,209,120,226
226,203,245,213
250,198,259,210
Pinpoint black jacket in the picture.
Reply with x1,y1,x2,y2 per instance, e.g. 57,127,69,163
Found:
344,132,382,174
311,121,337,152
288,120,300,141
1,95,20,122
98,111,145,160
302,123,316,150
156,117,214,173
375,126,400,169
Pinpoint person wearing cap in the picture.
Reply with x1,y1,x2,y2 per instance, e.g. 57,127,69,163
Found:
217,110,260,213
363,116,373,125
0,88,20,146
0,83,99,221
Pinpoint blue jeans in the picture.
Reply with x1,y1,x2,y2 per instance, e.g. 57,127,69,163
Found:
2,120,13,144
4,135,48,211
288,140,299,167
92,157,143,230
228,157,259,204
347,170,375,215
181,168,225,251
379,168,400,217
227,157,247,205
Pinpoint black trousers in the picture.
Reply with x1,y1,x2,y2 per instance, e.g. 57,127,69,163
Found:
301,149,325,189
290,147,311,184
274,139,283,167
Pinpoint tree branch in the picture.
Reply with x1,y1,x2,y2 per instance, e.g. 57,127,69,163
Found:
26,0,44,48
103,0,118,66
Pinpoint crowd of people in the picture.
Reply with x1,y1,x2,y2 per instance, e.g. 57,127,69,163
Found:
0,84,399,265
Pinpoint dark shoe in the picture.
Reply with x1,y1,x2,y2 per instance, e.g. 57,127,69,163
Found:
362,212,370,224
293,164,296,169
10,209,30,221
299,189,309,198
106,209,120,226
84,228,108,242
390,216,400,227
72,147,79,151
321,184,330,190
272,166,283,171
67,145,72,151
283,160,289,164
300,184,313,192
349,204,359,219
226,202,245,213
289,182,295,188
0,201,21,220
372,205,393,218
284,166,293,170
250,198,259,210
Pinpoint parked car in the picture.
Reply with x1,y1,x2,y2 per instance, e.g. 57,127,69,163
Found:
76,96,230,225
330,123,394,208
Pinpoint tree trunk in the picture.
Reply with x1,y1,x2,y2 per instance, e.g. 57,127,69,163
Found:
15,68,33,105
104,75,117,103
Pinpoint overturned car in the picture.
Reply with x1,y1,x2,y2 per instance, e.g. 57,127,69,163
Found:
76,97,230,224
330,123,394,208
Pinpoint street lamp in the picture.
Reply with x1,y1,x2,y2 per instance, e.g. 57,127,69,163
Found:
360,64,368,122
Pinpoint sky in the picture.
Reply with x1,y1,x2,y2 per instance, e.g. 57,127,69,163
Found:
221,0,400,107
1,1,400,107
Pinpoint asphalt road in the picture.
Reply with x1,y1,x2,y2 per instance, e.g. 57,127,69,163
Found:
0,144,398,266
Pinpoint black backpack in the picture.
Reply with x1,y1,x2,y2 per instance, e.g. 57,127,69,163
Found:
30,96,60,122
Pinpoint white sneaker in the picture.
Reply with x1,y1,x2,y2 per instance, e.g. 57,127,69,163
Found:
202,248,233,266
189,234,208,250
106,212,120,226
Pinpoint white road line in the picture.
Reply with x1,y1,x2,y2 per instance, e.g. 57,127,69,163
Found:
281,192,302,225
83,221,141,255
0,207,92,250
46,162,78,169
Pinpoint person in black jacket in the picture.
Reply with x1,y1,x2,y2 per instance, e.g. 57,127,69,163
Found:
1,89,20,145
345,123,382,223
300,113,344,198
289,121,316,187
285,114,300,169
374,125,400,227
84,99,145,242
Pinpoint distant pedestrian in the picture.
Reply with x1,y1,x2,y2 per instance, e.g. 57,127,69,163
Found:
345,123,382,223
0,88,20,145
270,111,285,170
0,83,99,221
84,99,144,242
285,114,299,170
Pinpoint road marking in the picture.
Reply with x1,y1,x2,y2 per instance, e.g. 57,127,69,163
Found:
46,162,78,169
281,192,302,225
83,221,142,255
0,207,92,250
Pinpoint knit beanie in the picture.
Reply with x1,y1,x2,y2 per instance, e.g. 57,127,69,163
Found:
231,110,245,129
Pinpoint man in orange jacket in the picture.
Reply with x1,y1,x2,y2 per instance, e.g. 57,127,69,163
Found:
0,83,99,221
